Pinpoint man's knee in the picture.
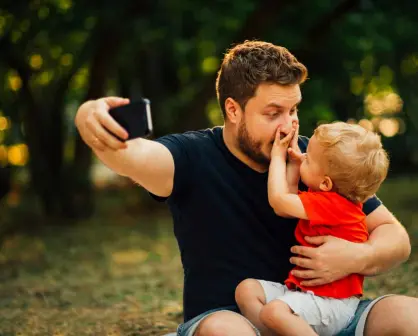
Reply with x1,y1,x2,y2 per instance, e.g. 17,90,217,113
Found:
195,311,257,336
365,295,418,336
235,278,264,306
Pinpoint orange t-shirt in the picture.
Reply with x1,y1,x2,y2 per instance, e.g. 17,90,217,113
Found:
285,190,368,298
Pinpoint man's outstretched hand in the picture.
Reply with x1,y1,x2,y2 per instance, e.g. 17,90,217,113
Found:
75,97,130,151
289,235,370,286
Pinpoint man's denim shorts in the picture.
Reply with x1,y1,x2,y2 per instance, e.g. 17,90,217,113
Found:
169,295,392,336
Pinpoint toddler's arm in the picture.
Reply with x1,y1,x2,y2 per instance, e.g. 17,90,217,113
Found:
268,125,308,219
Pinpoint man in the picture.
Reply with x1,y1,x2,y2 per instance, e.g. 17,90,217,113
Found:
75,41,415,335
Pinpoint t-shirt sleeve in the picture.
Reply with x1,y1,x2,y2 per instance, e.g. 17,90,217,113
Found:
298,191,365,226
362,195,382,216
149,133,197,202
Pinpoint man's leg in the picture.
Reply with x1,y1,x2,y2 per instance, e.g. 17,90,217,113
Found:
194,311,258,336
364,295,418,336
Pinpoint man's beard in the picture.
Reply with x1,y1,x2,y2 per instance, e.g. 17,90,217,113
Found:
237,120,271,168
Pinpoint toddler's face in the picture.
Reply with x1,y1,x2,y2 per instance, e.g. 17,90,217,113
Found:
300,135,327,190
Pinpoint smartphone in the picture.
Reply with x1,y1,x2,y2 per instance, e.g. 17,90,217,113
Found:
108,98,153,141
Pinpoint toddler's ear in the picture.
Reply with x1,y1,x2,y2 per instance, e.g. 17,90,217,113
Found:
319,176,333,192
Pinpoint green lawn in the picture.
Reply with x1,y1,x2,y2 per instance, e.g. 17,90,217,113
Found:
0,176,417,335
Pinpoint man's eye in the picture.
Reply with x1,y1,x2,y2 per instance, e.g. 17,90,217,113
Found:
290,108,298,115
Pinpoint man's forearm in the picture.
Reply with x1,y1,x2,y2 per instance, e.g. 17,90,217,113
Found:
94,139,174,197
360,223,411,276
92,139,144,177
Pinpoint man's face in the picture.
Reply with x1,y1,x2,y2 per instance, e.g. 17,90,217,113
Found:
237,83,301,168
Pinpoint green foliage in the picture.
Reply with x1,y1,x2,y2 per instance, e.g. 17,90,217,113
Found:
0,0,417,218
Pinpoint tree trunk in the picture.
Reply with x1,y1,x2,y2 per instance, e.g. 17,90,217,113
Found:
68,27,123,219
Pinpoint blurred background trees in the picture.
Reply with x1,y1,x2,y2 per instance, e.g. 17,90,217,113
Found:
0,0,417,223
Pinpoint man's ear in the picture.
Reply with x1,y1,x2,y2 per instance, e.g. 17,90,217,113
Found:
319,176,333,192
224,98,242,124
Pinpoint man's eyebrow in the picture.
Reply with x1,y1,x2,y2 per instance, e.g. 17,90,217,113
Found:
265,103,284,109
264,100,302,110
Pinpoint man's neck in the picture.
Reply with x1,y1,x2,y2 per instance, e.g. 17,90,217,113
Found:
222,125,268,173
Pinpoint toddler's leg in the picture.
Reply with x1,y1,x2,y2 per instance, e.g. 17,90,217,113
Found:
235,279,274,336
260,300,318,336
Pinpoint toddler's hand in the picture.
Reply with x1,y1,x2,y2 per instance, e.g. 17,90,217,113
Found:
288,148,305,165
287,122,304,165
271,125,296,160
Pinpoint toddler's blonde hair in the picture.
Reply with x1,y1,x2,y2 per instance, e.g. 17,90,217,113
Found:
314,122,389,203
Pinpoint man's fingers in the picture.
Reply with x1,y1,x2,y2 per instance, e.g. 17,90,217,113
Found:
300,278,327,287
289,256,314,269
86,118,126,150
103,97,130,109
290,245,317,258
304,235,330,246
90,136,106,151
290,269,316,279
94,123,127,150
98,112,129,140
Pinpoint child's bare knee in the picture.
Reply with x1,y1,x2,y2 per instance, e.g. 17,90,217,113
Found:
235,278,263,305
260,300,291,326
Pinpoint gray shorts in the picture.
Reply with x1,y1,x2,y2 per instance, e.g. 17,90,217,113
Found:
168,294,392,336
259,280,360,336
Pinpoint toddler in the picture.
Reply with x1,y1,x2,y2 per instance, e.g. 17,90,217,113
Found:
236,122,389,336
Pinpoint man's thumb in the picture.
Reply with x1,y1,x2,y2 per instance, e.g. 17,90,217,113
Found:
304,235,328,245
103,97,130,109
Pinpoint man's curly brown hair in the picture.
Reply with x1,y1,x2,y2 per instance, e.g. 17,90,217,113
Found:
216,41,308,119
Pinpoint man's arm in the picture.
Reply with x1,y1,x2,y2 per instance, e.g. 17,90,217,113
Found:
289,203,411,286
75,97,174,197
360,204,411,276
94,139,174,197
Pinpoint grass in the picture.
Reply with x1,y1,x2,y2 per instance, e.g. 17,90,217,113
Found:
0,176,417,335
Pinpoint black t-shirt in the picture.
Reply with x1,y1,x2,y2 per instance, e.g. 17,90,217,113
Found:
151,126,381,322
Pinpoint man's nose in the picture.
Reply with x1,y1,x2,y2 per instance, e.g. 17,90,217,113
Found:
277,114,298,134
281,120,294,134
